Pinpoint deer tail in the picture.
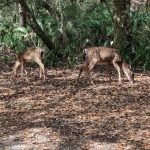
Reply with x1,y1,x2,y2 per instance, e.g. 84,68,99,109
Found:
83,49,88,62
40,48,44,59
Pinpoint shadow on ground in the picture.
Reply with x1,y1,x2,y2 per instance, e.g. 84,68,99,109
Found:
0,67,150,149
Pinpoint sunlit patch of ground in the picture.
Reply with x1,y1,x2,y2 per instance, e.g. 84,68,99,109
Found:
0,66,150,150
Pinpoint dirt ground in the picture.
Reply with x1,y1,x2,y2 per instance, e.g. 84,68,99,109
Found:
0,65,150,150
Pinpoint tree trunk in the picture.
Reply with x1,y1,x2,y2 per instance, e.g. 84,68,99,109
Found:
113,0,131,51
18,0,55,50
19,3,26,27
124,0,132,51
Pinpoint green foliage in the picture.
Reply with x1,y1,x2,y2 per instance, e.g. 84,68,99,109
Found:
0,22,29,52
130,10,150,70
39,1,114,66
0,0,149,69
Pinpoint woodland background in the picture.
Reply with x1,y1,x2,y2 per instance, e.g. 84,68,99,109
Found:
0,0,149,68
0,0,150,150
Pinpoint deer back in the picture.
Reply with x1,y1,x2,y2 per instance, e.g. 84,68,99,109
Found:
85,47,122,64
22,47,42,61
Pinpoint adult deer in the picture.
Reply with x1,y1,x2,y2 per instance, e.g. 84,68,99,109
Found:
77,47,134,85
12,47,45,80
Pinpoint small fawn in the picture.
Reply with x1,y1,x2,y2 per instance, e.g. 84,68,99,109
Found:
12,47,45,80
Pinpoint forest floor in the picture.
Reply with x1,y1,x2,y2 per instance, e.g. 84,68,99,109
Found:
0,64,150,150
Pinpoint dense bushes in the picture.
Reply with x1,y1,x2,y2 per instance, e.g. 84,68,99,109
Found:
131,10,150,70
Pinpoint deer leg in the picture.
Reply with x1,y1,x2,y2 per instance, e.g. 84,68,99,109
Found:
77,64,87,83
23,62,28,77
20,61,24,78
39,54,43,78
106,65,112,82
34,58,45,80
39,67,42,78
86,63,95,84
112,61,122,85
24,69,28,75
12,61,21,77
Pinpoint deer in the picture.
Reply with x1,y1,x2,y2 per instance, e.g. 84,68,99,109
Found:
12,47,45,80
77,46,134,85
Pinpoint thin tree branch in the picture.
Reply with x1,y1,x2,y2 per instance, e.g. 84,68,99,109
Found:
41,1,61,22
18,0,55,50
103,0,114,23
